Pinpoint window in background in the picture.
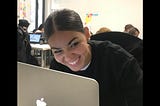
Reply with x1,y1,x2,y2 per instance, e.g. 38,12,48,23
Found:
17,0,44,33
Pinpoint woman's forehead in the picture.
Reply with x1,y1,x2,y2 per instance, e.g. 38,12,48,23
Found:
51,31,84,40
48,31,85,47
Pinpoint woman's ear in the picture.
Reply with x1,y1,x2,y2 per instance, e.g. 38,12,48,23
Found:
84,27,91,40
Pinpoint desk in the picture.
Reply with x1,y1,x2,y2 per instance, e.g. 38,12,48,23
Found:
31,44,51,67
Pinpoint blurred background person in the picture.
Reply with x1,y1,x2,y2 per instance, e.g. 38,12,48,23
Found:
123,24,133,33
32,23,44,33
128,27,140,37
17,19,39,66
124,24,140,37
96,27,111,34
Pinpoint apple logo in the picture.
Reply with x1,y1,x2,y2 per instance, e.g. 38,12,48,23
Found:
36,98,47,106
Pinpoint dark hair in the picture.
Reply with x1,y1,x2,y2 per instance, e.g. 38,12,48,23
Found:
44,9,84,38
38,24,44,30
18,19,30,28
128,27,140,36
124,24,133,31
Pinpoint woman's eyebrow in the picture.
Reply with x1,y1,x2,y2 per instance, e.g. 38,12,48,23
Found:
50,37,78,50
68,37,78,45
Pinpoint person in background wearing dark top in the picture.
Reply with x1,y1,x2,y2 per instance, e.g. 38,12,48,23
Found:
17,19,39,66
44,9,143,106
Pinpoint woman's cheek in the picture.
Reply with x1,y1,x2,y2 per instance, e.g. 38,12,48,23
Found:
54,55,63,63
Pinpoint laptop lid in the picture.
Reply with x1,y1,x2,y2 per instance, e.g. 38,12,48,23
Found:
29,33,42,44
18,62,99,106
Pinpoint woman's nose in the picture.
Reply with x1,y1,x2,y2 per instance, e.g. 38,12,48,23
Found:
63,49,75,62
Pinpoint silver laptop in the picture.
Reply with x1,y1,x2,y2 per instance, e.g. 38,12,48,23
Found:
18,62,99,106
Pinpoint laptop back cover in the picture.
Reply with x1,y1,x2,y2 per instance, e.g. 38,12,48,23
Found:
18,62,99,106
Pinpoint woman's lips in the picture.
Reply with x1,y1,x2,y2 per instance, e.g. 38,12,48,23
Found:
68,57,80,65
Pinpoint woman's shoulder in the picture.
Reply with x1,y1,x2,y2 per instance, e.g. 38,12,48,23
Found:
89,40,124,51
89,40,133,60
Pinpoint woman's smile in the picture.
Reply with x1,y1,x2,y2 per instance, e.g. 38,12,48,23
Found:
67,57,80,65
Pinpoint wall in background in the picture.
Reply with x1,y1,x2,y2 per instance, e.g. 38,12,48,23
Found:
45,0,143,39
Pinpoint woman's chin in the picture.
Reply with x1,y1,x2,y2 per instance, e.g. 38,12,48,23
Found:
69,66,81,72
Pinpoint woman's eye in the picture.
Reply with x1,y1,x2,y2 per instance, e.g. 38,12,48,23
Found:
70,42,79,48
53,49,62,54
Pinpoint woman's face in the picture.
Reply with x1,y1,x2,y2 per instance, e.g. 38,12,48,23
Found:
48,30,91,72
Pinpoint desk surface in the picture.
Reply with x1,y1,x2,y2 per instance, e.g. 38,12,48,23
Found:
30,44,51,50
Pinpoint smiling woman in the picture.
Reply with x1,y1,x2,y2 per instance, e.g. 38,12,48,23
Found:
43,8,143,106
49,31,91,71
